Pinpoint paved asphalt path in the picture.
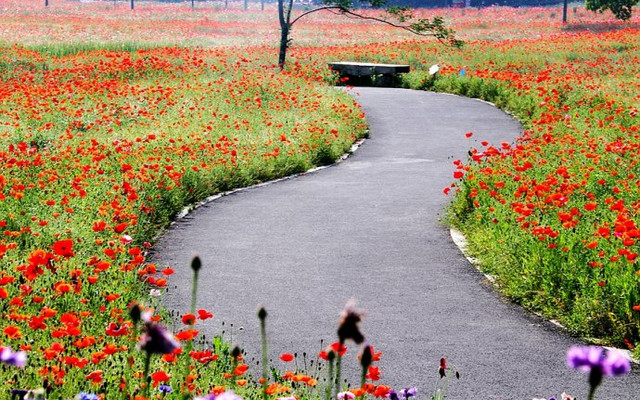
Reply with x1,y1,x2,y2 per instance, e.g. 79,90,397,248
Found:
151,88,639,399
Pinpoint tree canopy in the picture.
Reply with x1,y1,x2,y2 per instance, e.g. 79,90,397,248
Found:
585,0,638,20
277,0,462,67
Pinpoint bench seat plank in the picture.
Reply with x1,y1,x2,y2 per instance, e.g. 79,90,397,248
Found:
328,62,410,77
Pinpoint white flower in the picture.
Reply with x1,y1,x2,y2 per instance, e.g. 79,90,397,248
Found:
429,64,440,75
120,234,133,244
149,289,162,298
337,392,355,400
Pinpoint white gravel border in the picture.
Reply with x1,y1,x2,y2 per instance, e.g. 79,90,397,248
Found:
450,227,638,363
170,137,367,223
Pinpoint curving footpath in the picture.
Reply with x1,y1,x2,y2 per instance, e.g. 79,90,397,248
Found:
151,88,639,399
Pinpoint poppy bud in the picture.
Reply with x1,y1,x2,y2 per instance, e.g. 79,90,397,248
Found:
129,303,141,324
191,256,202,273
231,345,242,361
257,306,267,321
326,349,336,362
360,344,373,370
439,358,447,378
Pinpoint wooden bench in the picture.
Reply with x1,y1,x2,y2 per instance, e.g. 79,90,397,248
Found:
328,62,410,86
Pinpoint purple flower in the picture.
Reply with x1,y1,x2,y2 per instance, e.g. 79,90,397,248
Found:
400,388,418,399
386,390,399,400
566,346,631,377
0,347,27,368
195,392,243,400
10,389,28,399
139,323,179,355
567,346,604,373
216,391,243,400
76,393,99,400
602,349,632,376
158,384,173,394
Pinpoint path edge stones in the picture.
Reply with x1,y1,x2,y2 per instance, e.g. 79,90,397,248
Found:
449,227,639,363
151,137,367,243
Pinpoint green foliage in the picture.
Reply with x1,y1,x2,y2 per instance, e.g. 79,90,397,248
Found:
278,0,460,66
585,0,638,20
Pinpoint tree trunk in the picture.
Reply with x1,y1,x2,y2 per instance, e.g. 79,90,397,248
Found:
277,0,294,68
130,0,134,10
244,0,248,10
261,0,264,11
192,0,194,10
562,0,568,23
278,0,289,67
224,0,228,8
45,0,48,6
278,25,289,68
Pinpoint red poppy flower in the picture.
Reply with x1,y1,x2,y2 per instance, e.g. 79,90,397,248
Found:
85,370,103,385
175,329,198,341
373,385,391,398
53,239,74,257
234,363,249,376
151,370,170,387
105,322,130,337
366,366,380,381
114,223,127,233
329,342,347,356
197,309,213,320
4,325,21,339
181,313,196,325
280,353,295,362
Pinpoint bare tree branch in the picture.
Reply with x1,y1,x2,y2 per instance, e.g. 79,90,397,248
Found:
277,0,461,67
334,8,437,36
290,6,346,27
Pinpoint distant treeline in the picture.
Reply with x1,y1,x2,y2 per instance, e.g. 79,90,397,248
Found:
387,0,565,6
145,0,566,7
384,0,565,7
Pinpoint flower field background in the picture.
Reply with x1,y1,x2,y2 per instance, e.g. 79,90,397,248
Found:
1,0,640,397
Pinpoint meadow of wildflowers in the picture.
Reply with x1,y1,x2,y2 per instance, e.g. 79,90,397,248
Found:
0,0,639,398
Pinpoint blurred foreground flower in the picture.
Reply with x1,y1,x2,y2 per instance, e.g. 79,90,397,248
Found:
0,347,26,368
139,312,180,355
566,346,631,376
76,393,99,400
195,390,243,400
399,387,418,399
337,391,355,400
566,346,631,400
338,300,366,344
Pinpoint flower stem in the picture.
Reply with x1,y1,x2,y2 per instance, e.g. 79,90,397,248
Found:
259,307,268,400
326,355,335,400
182,260,200,398
142,352,152,399
334,340,344,399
